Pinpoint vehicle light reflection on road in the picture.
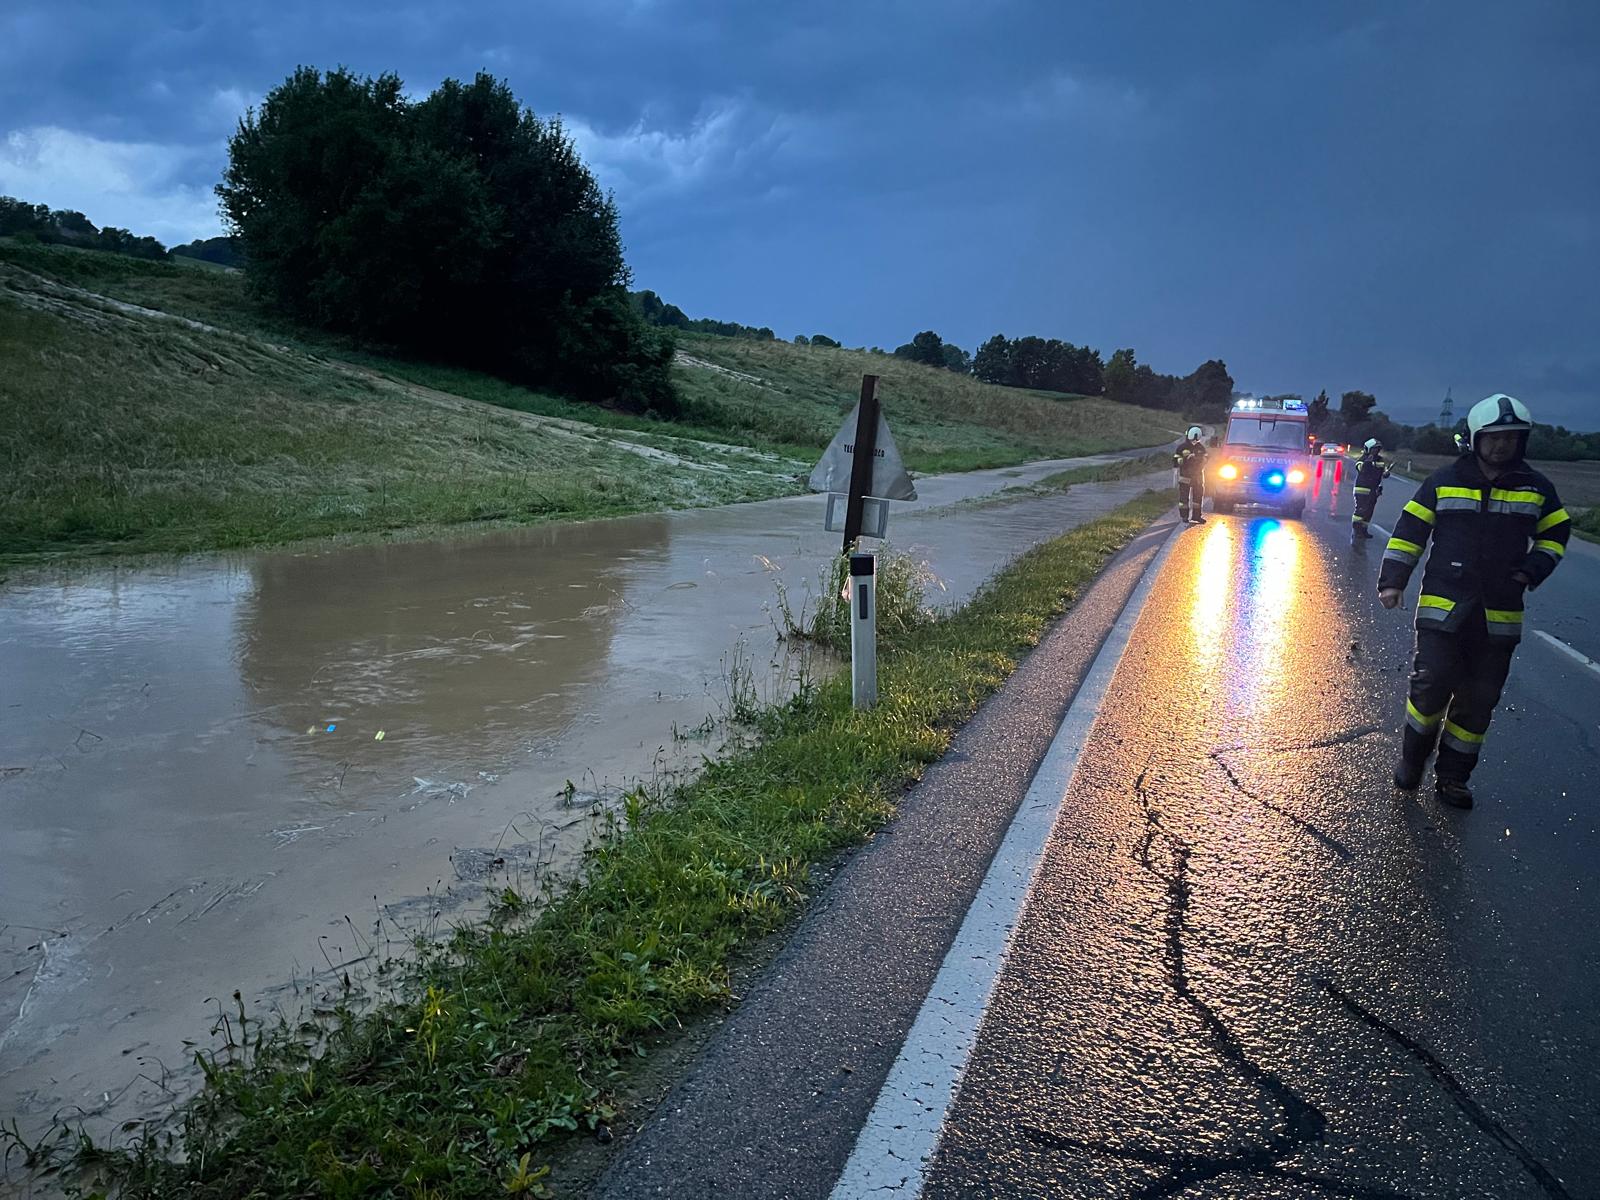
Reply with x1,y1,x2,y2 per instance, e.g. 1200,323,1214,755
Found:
1236,518,1302,719
1187,519,1233,674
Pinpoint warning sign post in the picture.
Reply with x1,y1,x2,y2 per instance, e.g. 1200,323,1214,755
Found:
808,375,917,708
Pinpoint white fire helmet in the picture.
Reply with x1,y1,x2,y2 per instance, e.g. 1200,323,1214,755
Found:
1186,426,1203,440
1467,393,1533,449
1364,438,1380,451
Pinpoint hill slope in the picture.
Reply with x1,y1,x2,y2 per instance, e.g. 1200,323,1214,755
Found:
1,241,1180,563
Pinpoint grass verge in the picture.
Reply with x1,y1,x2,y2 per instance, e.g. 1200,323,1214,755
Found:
0,289,802,565
13,490,1172,1199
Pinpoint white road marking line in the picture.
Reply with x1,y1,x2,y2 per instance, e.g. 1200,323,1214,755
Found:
829,524,1183,1200
1532,629,1600,681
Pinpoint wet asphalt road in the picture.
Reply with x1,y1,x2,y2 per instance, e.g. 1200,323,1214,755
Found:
924,490,1600,1197
598,477,1599,1199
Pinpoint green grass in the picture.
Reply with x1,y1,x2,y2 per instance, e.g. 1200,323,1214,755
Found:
669,334,1182,472
1573,508,1600,544
1,238,1180,564
0,294,800,563
18,491,1172,1200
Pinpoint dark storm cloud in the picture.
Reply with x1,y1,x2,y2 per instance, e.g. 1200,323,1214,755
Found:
2,0,1596,427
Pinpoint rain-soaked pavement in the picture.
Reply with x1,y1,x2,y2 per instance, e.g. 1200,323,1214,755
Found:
0,451,1162,1146
596,467,1600,1200
921,479,1600,1197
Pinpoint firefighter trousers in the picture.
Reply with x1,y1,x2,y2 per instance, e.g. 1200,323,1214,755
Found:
1177,476,1203,521
1352,485,1380,530
1400,620,1516,784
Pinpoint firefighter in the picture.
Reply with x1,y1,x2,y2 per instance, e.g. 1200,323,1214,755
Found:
1378,394,1571,808
1173,426,1207,524
1453,431,1469,454
1350,438,1392,539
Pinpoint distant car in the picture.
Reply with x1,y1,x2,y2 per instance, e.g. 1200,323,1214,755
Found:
1319,442,1344,457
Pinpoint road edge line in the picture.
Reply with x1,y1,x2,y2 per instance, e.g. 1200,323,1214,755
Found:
829,520,1183,1200
1532,629,1600,681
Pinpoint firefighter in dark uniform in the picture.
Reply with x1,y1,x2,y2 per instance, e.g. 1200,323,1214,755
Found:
1350,438,1392,539
1378,394,1571,808
1173,426,1207,525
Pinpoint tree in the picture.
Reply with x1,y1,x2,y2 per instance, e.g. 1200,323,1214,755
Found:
1180,361,1235,417
1103,348,1138,404
973,334,1011,384
810,333,840,348
893,330,947,368
940,343,972,374
1307,389,1330,433
1339,390,1378,425
220,67,674,413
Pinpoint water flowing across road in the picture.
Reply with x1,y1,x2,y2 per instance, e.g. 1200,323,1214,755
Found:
0,454,1164,1145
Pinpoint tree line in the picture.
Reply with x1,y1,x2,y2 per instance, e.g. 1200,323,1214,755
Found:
630,289,776,341
880,328,1235,418
0,196,168,260
1273,389,1600,461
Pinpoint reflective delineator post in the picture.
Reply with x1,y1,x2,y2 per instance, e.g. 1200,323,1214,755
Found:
850,551,877,710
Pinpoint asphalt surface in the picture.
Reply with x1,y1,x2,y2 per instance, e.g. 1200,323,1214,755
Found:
596,474,1600,1199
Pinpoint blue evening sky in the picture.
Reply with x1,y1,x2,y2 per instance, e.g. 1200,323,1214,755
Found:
2,1,1596,427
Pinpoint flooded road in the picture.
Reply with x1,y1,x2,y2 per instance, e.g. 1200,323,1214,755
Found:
0,454,1164,1143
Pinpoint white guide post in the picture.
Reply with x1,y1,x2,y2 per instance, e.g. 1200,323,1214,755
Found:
850,551,877,710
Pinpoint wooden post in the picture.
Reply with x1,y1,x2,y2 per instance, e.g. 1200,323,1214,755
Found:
842,374,880,553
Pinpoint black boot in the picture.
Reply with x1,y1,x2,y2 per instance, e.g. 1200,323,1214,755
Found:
1392,756,1425,791
1435,778,1474,809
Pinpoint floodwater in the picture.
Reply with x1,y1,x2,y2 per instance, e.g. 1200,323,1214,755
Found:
0,456,1163,1146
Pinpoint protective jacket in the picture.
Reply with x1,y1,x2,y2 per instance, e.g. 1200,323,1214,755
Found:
1353,450,1389,492
1173,440,1206,480
1379,455,1571,644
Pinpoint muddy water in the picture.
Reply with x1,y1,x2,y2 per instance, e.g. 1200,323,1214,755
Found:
0,456,1163,1144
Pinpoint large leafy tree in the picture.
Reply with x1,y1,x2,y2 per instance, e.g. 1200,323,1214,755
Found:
219,67,674,413
972,334,1011,384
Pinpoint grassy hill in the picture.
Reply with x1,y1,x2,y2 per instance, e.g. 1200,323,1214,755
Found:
1,240,1181,564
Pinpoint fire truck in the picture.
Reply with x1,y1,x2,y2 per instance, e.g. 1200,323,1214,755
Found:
1209,397,1312,518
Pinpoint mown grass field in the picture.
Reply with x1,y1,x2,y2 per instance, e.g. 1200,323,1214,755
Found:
1,238,1180,563
0,284,802,562
15,491,1171,1200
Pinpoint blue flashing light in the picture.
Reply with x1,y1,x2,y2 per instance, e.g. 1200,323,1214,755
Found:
1263,470,1286,490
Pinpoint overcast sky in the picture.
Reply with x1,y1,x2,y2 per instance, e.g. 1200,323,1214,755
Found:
3,0,1597,428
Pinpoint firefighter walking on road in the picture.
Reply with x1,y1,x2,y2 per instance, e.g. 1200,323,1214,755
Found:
1378,394,1572,808
1173,426,1208,525
1350,438,1393,539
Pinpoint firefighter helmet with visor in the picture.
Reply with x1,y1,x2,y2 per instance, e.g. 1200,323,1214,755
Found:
1467,394,1533,450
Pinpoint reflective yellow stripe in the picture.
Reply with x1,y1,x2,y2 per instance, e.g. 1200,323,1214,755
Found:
1436,486,1483,501
1485,609,1523,625
1534,539,1566,558
1417,595,1455,611
1443,720,1484,745
1403,499,1435,525
1536,507,1571,533
1387,537,1423,556
1406,700,1443,728
1489,488,1544,505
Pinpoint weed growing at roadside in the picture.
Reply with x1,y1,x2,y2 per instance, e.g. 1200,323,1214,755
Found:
777,546,935,653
